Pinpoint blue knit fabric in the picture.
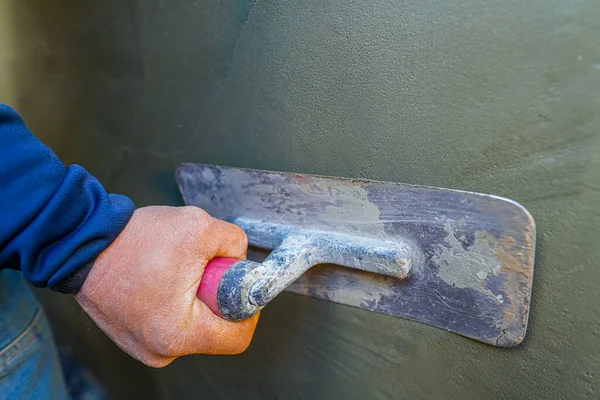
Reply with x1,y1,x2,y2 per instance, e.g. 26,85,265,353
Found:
0,105,134,291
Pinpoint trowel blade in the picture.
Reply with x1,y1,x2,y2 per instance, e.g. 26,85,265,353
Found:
176,164,535,347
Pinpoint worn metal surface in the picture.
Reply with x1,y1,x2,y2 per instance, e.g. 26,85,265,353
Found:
177,164,536,346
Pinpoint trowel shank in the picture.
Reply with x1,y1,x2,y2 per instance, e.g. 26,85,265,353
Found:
201,217,413,320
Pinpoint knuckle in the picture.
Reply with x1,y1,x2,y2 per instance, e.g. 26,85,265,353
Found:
137,353,173,368
183,206,210,221
179,206,213,234
143,326,182,357
224,323,257,355
200,323,255,355
153,334,183,357
228,335,253,355
234,225,248,247
237,224,248,241
154,340,174,356
146,357,172,368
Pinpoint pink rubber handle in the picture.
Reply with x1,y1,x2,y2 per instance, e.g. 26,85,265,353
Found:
197,257,238,317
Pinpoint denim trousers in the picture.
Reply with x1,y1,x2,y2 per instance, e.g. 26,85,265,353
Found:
0,270,68,399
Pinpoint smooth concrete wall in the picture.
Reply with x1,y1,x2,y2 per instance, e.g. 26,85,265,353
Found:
1,0,599,398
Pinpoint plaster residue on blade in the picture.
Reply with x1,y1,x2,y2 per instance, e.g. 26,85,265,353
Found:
431,218,533,344
310,179,385,236
180,165,391,237
235,169,387,237
432,220,503,303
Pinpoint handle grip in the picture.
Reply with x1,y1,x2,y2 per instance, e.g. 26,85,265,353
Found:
197,223,412,321
198,218,412,321
196,258,239,318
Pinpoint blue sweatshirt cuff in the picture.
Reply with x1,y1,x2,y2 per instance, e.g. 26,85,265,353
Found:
0,104,135,293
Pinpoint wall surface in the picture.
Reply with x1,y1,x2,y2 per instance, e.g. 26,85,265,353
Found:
1,0,599,399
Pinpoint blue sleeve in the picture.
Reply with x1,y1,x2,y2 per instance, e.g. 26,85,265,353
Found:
0,104,135,293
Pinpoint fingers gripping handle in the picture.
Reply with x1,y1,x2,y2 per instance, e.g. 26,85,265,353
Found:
197,222,413,321
196,258,237,318
198,235,413,321
197,257,266,321
197,236,316,321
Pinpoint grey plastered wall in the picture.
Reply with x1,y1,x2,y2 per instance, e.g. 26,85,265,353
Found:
1,0,599,398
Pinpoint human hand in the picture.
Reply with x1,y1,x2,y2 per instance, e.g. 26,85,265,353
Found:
74,206,259,367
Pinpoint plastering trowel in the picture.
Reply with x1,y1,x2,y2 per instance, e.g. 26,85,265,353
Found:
176,164,535,347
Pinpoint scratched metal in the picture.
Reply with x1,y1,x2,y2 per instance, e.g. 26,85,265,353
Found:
176,163,536,346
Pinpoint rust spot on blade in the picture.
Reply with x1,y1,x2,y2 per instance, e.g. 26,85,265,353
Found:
496,224,535,343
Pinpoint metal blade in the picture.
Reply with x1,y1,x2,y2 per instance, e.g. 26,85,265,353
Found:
176,163,535,346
